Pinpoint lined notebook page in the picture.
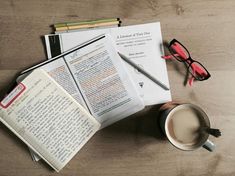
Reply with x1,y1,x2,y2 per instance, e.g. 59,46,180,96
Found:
0,69,100,171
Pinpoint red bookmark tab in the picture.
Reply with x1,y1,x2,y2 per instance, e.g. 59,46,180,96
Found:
0,83,26,109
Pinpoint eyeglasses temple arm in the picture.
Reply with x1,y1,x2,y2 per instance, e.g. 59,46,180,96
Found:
161,54,180,59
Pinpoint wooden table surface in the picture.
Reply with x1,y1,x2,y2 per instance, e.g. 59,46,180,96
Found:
0,0,235,176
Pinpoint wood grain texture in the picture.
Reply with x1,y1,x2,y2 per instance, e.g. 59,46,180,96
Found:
0,0,235,175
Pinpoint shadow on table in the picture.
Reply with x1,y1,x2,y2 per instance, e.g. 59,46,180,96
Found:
102,104,167,141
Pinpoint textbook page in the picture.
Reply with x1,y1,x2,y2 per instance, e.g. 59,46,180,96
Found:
45,22,172,105
0,69,100,171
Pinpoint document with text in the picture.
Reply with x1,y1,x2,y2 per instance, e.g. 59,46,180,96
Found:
45,22,172,105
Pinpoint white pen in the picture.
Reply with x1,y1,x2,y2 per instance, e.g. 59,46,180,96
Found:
118,52,169,91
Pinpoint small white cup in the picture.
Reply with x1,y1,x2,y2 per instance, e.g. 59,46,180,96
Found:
159,103,215,152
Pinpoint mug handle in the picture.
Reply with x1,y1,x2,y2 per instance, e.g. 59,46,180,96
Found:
203,139,215,152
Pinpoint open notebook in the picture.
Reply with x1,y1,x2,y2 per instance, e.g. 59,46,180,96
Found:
0,69,100,172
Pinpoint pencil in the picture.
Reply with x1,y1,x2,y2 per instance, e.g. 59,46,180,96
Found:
55,20,121,31
118,52,170,91
54,18,119,28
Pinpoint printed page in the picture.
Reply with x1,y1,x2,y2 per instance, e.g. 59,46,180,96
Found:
41,58,88,109
63,35,144,127
0,69,100,171
45,22,172,105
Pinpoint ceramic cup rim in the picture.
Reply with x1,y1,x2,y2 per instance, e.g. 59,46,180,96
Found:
164,103,210,151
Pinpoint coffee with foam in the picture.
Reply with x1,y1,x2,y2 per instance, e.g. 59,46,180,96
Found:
165,104,209,150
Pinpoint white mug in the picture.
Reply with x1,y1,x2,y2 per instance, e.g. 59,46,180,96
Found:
159,103,215,152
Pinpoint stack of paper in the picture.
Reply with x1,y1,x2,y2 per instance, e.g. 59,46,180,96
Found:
45,22,171,105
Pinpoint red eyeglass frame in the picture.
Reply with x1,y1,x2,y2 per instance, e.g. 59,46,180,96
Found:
162,39,211,85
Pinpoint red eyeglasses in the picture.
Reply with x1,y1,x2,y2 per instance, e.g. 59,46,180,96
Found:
162,39,211,86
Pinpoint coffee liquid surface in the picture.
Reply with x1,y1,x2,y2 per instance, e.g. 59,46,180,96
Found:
168,107,204,145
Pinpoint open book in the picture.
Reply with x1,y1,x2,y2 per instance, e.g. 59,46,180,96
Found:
0,69,100,171
18,34,144,128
